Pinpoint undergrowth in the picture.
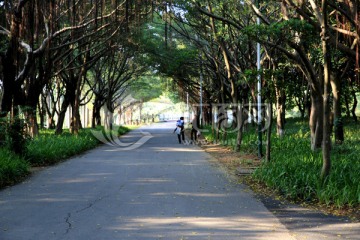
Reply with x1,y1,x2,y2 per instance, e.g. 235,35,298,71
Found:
0,125,131,188
0,149,29,187
203,118,360,208
26,128,100,166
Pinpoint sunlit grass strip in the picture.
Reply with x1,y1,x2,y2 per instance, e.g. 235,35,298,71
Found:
26,129,99,166
26,126,130,166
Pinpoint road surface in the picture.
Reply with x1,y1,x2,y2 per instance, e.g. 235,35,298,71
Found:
0,121,358,240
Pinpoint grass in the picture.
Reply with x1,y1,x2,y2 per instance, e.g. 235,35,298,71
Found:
203,118,360,209
0,125,131,188
0,148,30,188
25,128,100,166
26,126,131,166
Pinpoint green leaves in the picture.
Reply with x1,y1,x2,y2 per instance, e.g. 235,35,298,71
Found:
129,75,164,102
242,18,316,43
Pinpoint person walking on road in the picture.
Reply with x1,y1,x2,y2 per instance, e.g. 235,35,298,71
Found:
174,117,185,143
190,115,199,143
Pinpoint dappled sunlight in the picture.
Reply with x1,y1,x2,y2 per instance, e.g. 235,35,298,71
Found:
181,162,205,166
119,161,204,167
107,215,290,239
81,173,114,177
118,162,163,166
104,141,152,151
132,178,174,184
34,197,79,203
0,192,94,206
151,192,228,198
122,216,278,229
54,177,99,184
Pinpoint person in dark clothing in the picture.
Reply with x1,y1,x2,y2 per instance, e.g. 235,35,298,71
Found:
190,115,198,143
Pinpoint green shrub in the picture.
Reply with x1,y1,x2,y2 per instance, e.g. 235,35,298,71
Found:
117,125,130,136
0,148,29,188
0,117,29,155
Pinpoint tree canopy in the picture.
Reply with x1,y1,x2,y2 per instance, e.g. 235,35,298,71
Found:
0,0,359,179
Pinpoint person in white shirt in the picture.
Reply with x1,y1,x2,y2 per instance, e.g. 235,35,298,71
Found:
175,117,185,143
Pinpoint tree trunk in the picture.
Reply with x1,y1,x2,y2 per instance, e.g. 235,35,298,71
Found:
266,101,273,162
330,73,344,144
274,66,286,137
305,85,312,121
42,92,57,129
221,110,228,144
71,94,81,135
216,106,223,143
344,93,351,118
55,81,75,134
38,101,45,129
298,99,306,119
48,116,56,129
351,87,358,122
23,74,44,137
1,53,18,117
104,109,114,131
92,103,102,128
55,97,70,135
310,91,323,151
25,108,39,138
211,105,216,141
0,8,22,117
276,89,286,137
91,107,96,128
104,99,114,131
320,0,331,180
235,104,245,152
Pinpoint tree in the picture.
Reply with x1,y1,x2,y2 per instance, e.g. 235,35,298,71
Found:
0,0,156,136
90,49,143,130
149,0,359,180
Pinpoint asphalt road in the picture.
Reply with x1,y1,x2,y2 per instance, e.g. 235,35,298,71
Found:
0,121,358,240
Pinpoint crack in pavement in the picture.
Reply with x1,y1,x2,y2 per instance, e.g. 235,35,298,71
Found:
63,184,126,235
64,213,72,234
76,194,110,213
63,194,110,235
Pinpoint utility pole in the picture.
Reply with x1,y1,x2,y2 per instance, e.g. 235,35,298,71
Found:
187,91,190,122
196,34,203,127
256,0,262,158
200,61,203,127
